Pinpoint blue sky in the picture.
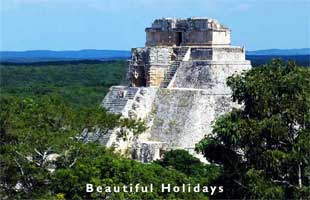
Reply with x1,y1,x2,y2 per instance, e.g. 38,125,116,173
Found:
1,0,309,51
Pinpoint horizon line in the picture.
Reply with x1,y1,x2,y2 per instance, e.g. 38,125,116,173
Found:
1,47,310,52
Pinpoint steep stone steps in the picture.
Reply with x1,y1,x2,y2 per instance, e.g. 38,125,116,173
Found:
99,131,113,146
160,47,188,88
101,86,140,114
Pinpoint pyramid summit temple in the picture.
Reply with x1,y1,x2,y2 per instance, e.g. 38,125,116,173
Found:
100,17,252,162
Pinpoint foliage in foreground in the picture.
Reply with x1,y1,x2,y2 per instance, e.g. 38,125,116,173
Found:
196,60,310,199
0,96,141,198
156,149,220,183
0,96,212,199
52,145,209,200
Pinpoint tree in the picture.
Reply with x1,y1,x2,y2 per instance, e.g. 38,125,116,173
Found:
52,144,208,200
196,60,310,199
155,149,220,183
0,95,145,199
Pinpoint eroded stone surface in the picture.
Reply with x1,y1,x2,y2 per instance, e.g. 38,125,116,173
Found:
171,61,251,93
148,89,235,148
100,17,252,162
146,18,230,47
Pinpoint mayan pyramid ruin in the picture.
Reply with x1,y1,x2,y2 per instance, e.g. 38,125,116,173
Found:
101,17,252,162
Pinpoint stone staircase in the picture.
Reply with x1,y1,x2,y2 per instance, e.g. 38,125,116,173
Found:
161,47,189,88
99,131,113,146
100,86,156,146
127,88,149,119
100,86,141,146
101,86,140,114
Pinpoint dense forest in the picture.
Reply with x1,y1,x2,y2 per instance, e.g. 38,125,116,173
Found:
0,59,309,199
0,60,127,108
247,55,310,67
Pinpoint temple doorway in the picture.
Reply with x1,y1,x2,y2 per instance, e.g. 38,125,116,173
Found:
176,32,182,46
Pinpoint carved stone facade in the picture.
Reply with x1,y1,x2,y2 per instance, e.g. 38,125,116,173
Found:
145,18,230,47
101,17,252,162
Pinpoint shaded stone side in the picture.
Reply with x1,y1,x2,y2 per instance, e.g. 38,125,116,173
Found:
129,48,148,87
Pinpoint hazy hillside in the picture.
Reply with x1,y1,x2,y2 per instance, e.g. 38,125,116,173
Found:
247,48,310,55
247,55,310,67
0,49,131,63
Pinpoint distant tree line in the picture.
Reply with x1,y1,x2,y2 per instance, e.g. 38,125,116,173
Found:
246,55,310,67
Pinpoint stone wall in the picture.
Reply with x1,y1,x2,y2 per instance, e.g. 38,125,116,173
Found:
147,47,174,86
190,48,213,60
132,141,168,163
170,61,251,93
190,47,245,61
146,18,230,47
148,47,174,65
212,30,231,46
146,31,180,46
130,47,175,87
130,87,158,120
148,66,167,87
129,48,148,86
212,47,245,61
182,30,213,46
148,88,236,149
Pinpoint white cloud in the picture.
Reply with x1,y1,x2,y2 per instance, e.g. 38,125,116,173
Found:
235,3,251,11
228,3,251,12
